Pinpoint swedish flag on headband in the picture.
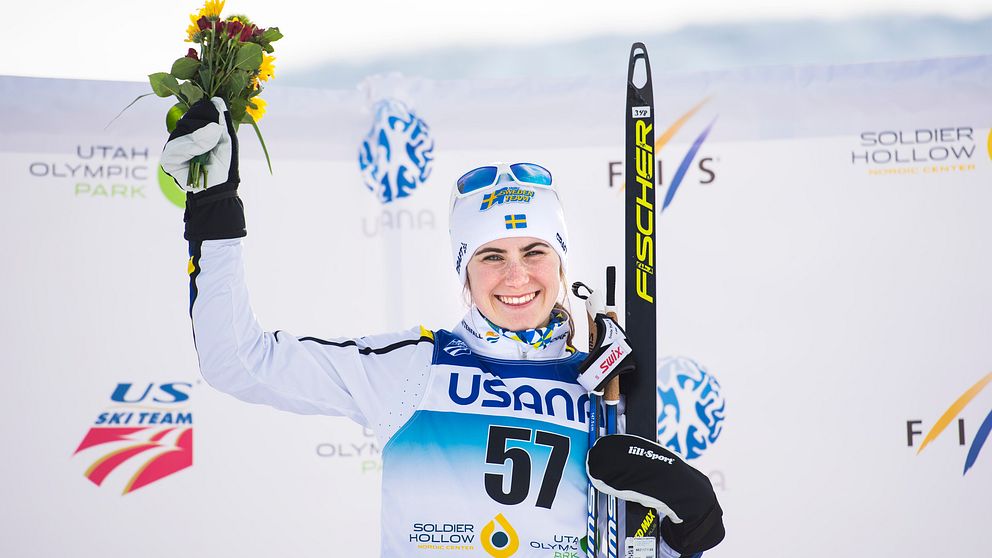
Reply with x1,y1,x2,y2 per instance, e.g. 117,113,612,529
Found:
504,214,527,229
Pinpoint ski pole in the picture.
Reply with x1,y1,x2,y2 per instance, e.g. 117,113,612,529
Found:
571,281,603,558
603,266,620,558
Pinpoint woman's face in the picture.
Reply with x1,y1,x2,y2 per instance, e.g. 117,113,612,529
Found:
466,236,561,331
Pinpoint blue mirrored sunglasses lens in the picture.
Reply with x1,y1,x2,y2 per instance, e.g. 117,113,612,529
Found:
510,163,552,186
457,166,498,193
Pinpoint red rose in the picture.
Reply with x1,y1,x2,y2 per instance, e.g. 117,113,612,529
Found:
239,25,254,42
227,21,244,38
214,20,226,34
197,16,210,31
186,48,199,60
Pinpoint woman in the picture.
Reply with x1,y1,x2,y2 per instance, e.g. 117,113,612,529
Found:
163,98,724,557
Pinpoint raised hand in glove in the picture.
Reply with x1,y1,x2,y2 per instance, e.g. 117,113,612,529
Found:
587,434,725,555
576,313,636,393
161,97,245,241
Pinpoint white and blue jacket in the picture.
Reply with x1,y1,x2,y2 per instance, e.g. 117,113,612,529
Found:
187,238,688,558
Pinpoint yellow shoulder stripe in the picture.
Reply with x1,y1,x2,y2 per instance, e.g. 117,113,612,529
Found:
419,326,435,342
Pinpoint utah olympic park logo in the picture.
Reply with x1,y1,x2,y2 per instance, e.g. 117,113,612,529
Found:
358,98,435,204
657,356,726,460
72,382,194,494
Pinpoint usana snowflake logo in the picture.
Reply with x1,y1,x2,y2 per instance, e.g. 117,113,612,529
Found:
358,98,435,203
657,356,726,460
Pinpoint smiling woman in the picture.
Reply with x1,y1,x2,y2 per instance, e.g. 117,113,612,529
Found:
467,237,562,331
449,162,572,343
163,94,722,555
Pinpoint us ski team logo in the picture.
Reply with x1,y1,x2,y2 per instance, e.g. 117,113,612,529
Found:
358,98,435,203
72,382,194,494
657,357,725,460
443,338,471,357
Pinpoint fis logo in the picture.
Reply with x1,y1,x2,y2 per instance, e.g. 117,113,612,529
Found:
657,357,725,460
628,445,676,464
72,382,194,494
358,98,435,203
609,98,719,213
908,372,992,475
481,513,519,558
479,187,535,211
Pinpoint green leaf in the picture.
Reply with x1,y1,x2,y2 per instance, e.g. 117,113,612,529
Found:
104,92,154,130
261,27,283,43
198,66,212,93
233,42,263,71
247,116,273,174
171,57,200,80
229,98,247,122
222,71,249,99
180,81,204,105
148,72,181,98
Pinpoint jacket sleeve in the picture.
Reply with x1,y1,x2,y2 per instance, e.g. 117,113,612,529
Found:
187,238,435,439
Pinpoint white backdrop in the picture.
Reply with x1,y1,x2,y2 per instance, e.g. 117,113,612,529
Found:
1,53,990,557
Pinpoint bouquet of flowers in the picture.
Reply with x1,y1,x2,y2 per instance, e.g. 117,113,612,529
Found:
150,1,282,189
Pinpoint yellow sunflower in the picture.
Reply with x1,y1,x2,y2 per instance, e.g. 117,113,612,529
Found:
258,53,276,82
185,12,202,41
246,97,267,121
202,0,225,18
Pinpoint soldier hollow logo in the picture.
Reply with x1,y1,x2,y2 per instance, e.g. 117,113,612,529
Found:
852,126,980,176
358,98,435,204
907,372,992,475
657,356,725,460
72,382,194,494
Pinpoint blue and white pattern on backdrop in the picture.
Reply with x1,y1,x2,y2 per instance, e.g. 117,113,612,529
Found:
358,98,435,203
657,356,726,460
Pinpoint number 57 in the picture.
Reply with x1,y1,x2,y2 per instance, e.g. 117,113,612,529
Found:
484,425,570,509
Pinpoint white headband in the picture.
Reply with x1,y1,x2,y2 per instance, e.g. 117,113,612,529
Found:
448,164,569,284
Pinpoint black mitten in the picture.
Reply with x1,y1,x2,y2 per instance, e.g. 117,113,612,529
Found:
587,434,725,555
160,97,245,241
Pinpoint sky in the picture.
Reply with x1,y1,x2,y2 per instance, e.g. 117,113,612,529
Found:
7,0,992,83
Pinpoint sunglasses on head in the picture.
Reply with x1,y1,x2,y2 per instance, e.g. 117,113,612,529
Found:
455,163,553,196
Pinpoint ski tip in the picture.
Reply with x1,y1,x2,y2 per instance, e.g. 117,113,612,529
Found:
627,43,652,89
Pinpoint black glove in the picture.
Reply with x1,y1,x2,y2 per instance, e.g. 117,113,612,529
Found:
577,313,636,392
161,97,245,241
587,434,725,555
